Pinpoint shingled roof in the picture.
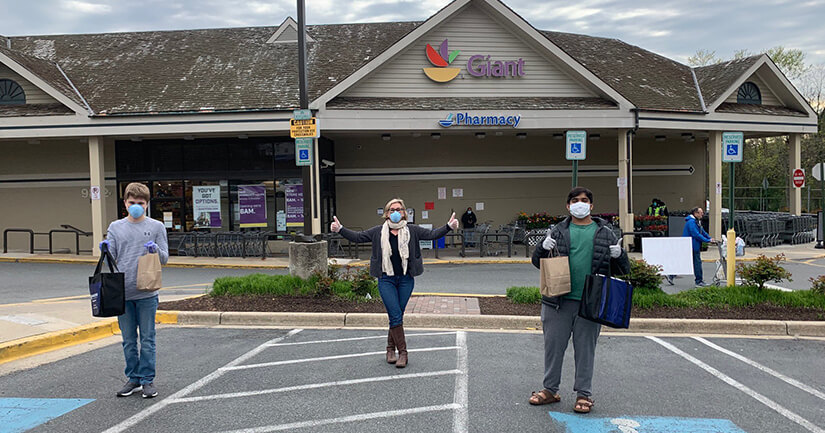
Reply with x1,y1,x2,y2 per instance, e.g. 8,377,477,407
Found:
9,22,419,115
541,31,704,113
0,46,87,111
2,18,787,117
694,55,762,108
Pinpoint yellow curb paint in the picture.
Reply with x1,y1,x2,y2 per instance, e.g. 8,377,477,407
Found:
0,320,118,365
155,311,179,324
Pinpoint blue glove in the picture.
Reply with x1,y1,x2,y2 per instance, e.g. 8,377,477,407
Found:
144,241,158,253
99,240,110,252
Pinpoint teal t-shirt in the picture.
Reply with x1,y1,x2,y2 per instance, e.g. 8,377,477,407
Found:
566,222,597,301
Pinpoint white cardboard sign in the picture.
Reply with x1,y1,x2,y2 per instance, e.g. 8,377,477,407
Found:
642,237,694,275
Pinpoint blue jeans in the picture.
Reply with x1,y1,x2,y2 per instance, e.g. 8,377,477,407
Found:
117,296,158,385
378,274,415,327
693,250,704,284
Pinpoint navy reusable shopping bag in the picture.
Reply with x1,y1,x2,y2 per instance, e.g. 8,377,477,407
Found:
89,247,125,317
579,250,634,329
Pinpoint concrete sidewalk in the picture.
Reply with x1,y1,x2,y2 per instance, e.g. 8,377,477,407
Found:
2,241,824,269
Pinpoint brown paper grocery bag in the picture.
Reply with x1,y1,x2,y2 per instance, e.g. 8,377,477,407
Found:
137,252,162,292
540,256,571,297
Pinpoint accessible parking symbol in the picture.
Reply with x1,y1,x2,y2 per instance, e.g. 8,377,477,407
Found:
548,413,747,433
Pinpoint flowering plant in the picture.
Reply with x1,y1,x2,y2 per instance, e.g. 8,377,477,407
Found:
517,212,565,229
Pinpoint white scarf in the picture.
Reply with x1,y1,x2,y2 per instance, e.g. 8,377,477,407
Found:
381,220,410,276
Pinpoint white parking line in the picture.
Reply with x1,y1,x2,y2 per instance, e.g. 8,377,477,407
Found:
100,329,303,433
215,404,462,433
221,346,459,371
693,337,825,402
167,369,462,404
266,332,457,347
648,336,825,433
453,331,468,433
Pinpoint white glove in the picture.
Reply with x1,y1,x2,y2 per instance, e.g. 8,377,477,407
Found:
330,216,342,233
542,234,556,250
447,212,459,230
609,240,622,258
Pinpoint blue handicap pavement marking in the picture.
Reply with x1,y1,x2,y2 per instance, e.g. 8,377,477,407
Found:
549,412,748,433
0,398,94,433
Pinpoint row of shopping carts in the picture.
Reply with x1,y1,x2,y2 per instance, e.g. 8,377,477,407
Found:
722,212,816,247
169,231,273,257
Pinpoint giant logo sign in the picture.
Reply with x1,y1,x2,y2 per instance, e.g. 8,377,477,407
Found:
423,39,525,83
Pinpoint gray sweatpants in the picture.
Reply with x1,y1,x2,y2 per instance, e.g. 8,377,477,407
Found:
540,298,601,397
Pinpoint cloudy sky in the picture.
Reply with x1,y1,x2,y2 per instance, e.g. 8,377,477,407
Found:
3,0,825,65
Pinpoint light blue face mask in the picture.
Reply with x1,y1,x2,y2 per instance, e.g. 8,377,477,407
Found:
128,204,145,219
389,211,402,223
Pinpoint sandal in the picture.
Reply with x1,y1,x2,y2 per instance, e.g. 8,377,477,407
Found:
573,396,594,413
528,390,561,405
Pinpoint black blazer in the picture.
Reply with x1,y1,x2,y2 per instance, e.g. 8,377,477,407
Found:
339,223,452,277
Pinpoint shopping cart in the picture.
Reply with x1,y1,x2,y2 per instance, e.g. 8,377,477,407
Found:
710,237,745,286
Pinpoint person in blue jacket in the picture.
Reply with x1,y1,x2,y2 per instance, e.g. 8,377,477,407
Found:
682,207,715,286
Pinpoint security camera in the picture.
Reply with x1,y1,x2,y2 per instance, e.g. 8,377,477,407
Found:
321,159,335,168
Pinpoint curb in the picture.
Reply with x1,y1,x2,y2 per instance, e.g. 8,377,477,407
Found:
159,310,825,337
0,320,120,365
3,312,823,366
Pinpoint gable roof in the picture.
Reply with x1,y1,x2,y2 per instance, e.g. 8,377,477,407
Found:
9,22,418,115
0,46,89,114
694,55,762,109
542,31,703,113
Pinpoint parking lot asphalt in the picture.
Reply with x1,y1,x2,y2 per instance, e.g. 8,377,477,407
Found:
1,327,823,433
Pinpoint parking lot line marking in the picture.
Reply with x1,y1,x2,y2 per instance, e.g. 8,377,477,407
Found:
215,404,462,433
453,331,468,433
266,331,456,347
222,346,459,371
100,329,302,433
648,336,825,433
693,337,825,402
167,369,462,404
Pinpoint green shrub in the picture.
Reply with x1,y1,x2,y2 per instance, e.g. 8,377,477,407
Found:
506,286,541,304
810,275,825,295
736,254,792,289
622,259,663,290
209,266,379,301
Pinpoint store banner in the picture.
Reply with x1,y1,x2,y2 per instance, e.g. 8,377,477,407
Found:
285,184,304,227
238,184,268,228
192,186,222,228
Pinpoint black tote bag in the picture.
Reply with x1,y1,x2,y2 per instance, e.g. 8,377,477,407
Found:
89,249,125,317
579,249,634,329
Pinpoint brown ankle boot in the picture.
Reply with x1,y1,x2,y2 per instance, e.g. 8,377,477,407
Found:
386,329,397,364
391,325,407,368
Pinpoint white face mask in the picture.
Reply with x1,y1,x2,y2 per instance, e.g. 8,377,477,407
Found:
569,202,591,219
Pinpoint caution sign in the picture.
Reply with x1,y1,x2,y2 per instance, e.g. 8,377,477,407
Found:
290,117,319,138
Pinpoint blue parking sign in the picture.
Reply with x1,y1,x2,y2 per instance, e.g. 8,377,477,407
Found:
295,138,313,166
722,132,743,162
566,131,587,160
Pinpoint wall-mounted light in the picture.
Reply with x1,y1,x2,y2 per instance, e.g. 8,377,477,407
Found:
589,133,600,141
681,133,695,142
495,131,504,136
553,133,563,140
130,136,143,142
655,135,666,142
27,139,40,145
475,132,486,139
517,132,528,140
183,135,195,141
411,132,421,138
238,134,249,139
382,134,391,141
431,133,441,140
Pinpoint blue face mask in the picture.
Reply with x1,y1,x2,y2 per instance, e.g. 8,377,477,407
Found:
128,204,145,219
389,211,402,223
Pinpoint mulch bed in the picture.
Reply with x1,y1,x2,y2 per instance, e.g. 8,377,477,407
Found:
159,295,825,321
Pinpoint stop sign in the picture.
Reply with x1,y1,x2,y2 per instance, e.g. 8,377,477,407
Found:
793,168,805,188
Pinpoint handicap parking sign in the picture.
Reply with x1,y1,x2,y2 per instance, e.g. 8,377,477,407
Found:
566,131,587,160
722,132,743,163
571,143,582,154
295,138,313,166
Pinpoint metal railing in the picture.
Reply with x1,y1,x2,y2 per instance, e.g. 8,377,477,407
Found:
3,229,34,254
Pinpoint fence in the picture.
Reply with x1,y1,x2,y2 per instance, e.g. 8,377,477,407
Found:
722,186,825,213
